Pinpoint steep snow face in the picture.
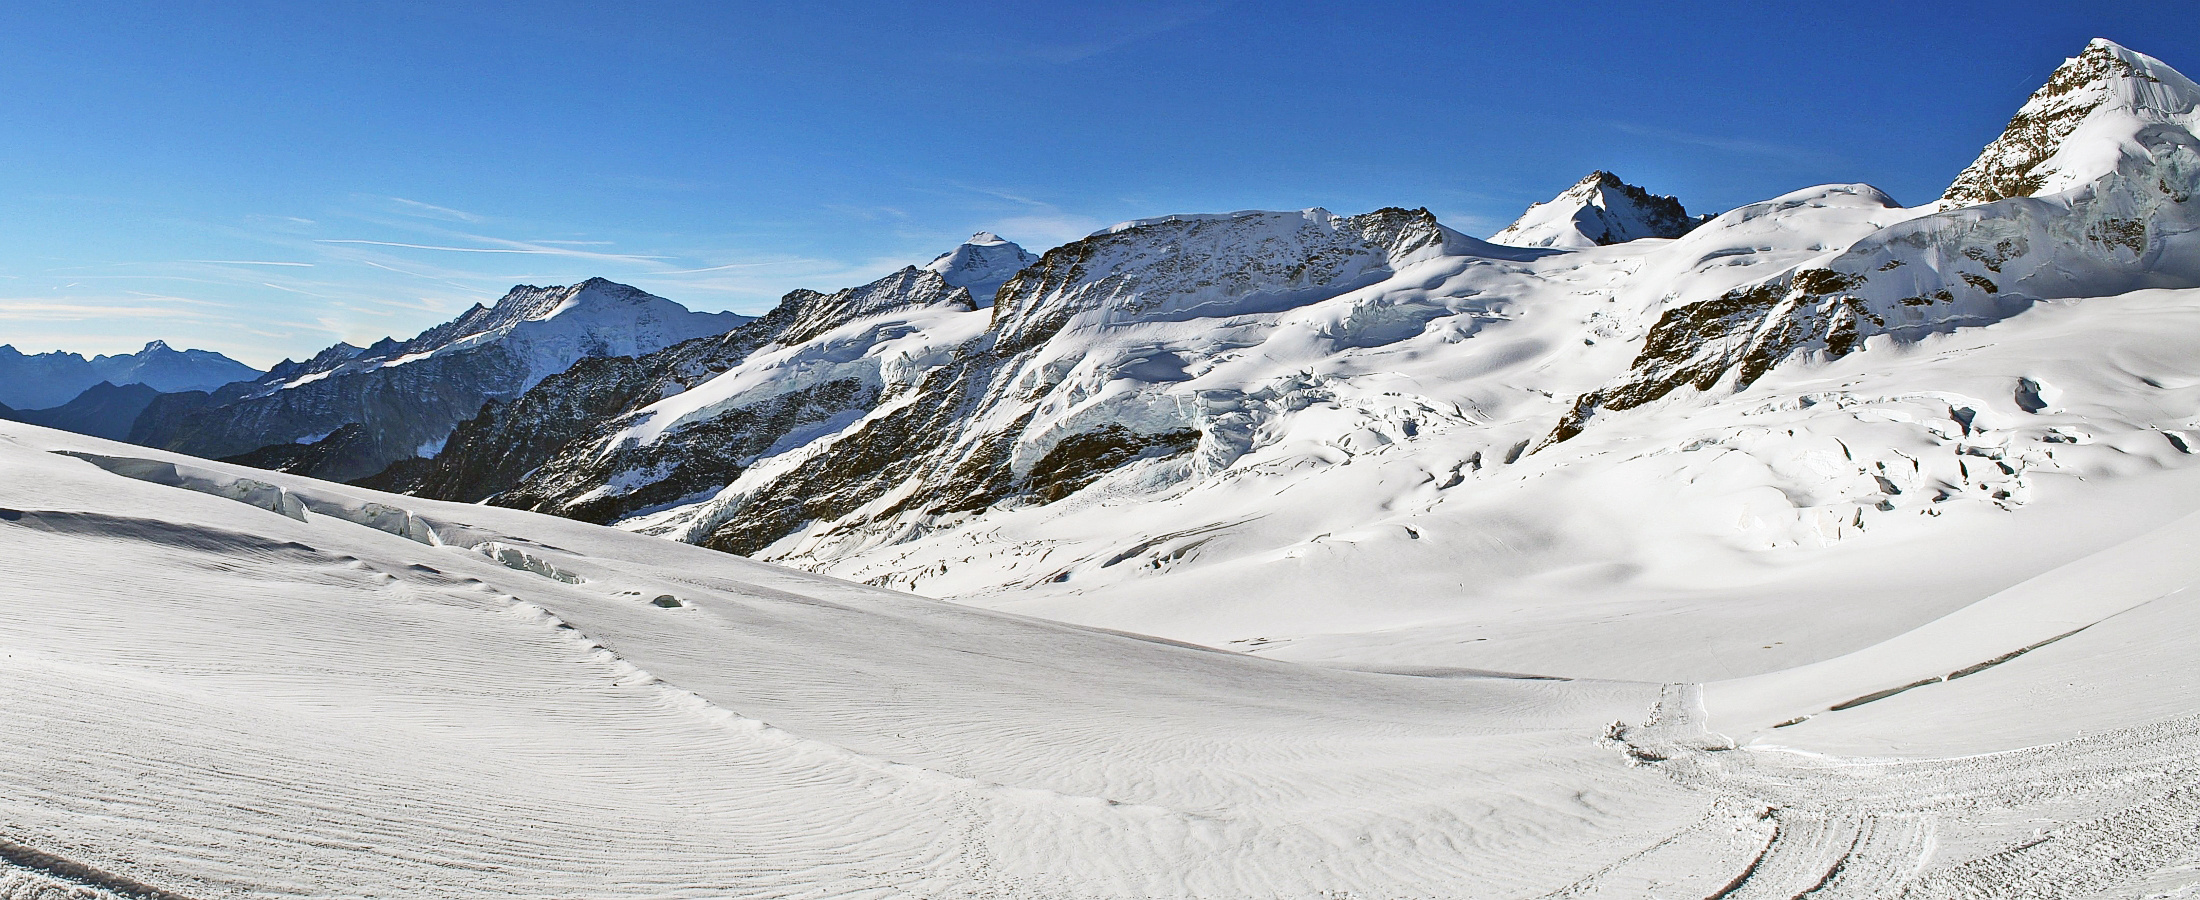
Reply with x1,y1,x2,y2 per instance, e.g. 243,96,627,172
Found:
989,208,1483,352
0,341,260,409
1943,38,2200,205
367,246,1012,522
922,231,1038,305
586,207,1548,559
1489,171,1710,249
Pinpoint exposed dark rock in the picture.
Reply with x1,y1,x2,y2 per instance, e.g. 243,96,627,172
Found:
1025,426,1201,503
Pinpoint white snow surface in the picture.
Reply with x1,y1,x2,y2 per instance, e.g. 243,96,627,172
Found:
4,415,2199,897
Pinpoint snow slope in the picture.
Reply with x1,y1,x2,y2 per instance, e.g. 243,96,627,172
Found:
5,419,2200,897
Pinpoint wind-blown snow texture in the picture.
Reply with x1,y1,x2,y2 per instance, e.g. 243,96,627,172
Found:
7,38,2200,899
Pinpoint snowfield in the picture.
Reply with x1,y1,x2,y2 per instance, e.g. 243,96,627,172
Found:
2,414,2197,897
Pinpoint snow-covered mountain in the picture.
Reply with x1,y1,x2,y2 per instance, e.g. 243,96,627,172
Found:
1488,170,1710,248
0,340,259,409
129,278,746,482
352,39,2200,691
924,230,1040,304
1942,37,2200,205
366,236,1029,518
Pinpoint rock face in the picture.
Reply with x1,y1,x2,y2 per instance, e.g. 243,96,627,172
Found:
1489,171,1709,249
132,279,746,482
0,341,259,410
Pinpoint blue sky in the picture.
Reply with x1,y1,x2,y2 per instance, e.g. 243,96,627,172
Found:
2,1,2195,367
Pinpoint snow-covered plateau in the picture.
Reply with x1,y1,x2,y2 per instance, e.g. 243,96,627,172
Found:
4,37,2200,899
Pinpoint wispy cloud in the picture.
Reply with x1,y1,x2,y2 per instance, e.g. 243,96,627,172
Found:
257,281,335,297
388,197,485,223
1610,123,1838,166
0,300,225,322
990,2,1231,64
993,212,1108,246
185,259,315,267
938,182,1107,247
318,239,561,254
317,237,673,265
652,260,804,275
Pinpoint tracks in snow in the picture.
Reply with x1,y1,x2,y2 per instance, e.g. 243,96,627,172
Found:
1586,685,2200,899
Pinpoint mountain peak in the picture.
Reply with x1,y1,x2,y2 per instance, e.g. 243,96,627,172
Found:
1490,171,1707,249
925,233,1038,306
1942,39,2200,205
140,339,172,353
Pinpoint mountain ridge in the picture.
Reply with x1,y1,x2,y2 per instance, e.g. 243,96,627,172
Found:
0,340,260,410
128,278,746,482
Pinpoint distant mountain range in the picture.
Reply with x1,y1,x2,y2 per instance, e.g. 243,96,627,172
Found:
0,340,259,409
121,277,749,483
